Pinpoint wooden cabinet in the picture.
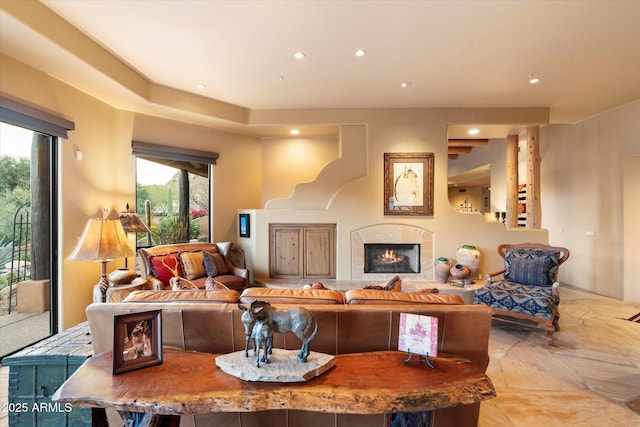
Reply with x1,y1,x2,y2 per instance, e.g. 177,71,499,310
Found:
269,223,336,279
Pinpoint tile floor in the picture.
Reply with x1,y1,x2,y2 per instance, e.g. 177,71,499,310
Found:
0,285,638,427
478,286,640,426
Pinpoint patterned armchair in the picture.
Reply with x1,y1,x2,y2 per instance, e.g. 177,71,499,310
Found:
473,243,570,345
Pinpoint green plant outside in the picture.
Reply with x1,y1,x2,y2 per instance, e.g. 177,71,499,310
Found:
155,215,200,245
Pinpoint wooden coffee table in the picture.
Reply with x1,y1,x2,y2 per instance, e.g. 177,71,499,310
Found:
53,347,495,426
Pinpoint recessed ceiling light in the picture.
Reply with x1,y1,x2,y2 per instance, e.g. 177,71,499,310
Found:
355,49,366,57
528,74,541,84
468,128,480,135
294,52,305,59
290,129,300,135
196,83,206,89
401,81,411,88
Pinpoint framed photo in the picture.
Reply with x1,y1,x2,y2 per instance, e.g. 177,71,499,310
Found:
113,310,162,374
239,213,250,238
384,152,434,216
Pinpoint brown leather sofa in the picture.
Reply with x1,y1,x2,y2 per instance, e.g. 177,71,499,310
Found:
86,287,492,427
138,242,249,290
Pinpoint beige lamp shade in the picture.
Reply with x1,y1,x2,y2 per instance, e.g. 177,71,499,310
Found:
69,218,136,261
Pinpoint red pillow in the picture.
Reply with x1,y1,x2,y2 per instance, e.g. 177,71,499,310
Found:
150,253,183,286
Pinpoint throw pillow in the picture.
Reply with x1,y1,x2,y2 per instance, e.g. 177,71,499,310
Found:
205,276,229,290
504,250,558,287
170,276,199,291
179,251,206,280
149,253,183,286
203,251,229,277
364,275,402,291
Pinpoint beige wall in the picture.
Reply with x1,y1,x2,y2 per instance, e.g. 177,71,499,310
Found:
241,108,549,283
448,186,486,214
3,50,637,331
260,136,339,206
131,114,262,242
1,54,264,328
541,100,640,300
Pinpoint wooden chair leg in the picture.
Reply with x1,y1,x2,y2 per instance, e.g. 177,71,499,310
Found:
543,316,557,345
545,325,555,346
553,312,560,331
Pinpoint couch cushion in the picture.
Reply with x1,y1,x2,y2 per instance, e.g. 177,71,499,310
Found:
149,253,183,286
214,275,246,290
179,251,206,280
203,251,229,276
504,248,559,287
239,287,345,305
473,281,558,320
123,289,240,303
345,289,464,305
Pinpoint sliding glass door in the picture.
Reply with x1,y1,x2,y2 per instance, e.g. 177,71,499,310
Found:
0,122,56,358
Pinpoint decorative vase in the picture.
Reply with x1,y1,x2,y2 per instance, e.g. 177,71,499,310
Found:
449,264,471,281
434,257,451,284
456,245,481,279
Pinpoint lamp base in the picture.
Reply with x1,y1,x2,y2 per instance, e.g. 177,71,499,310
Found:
99,274,109,303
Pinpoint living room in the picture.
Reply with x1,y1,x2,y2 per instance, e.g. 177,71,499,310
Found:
2,1,638,329
0,1,639,425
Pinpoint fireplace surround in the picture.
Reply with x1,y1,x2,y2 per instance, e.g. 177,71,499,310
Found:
352,224,433,280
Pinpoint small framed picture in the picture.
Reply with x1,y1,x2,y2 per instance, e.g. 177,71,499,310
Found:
239,213,250,238
113,310,162,374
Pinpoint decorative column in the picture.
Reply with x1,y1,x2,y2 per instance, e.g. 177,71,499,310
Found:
526,126,541,228
505,134,519,229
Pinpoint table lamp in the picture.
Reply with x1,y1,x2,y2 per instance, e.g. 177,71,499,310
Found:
118,205,151,269
69,215,136,302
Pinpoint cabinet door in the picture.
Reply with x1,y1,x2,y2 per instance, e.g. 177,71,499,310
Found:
304,225,336,278
269,223,336,279
270,225,303,278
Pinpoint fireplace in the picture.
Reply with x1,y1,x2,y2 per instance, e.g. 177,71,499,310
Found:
352,224,434,281
364,244,420,274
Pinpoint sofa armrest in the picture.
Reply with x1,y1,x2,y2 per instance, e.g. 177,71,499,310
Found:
228,265,249,281
146,276,165,290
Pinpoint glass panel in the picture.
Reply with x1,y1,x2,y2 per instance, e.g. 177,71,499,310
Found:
364,243,421,274
135,157,210,247
0,122,54,357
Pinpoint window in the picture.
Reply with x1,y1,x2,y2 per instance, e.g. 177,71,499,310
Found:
133,141,216,247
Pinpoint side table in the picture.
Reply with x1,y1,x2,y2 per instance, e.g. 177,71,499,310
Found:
53,348,496,426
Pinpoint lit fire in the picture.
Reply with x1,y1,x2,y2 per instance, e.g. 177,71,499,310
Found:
378,249,401,263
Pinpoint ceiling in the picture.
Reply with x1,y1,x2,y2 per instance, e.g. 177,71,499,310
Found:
1,1,639,140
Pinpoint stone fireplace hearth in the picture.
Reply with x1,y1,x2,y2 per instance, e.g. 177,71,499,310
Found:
351,224,433,281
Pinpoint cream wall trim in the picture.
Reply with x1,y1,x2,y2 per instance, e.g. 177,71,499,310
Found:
265,125,367,210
